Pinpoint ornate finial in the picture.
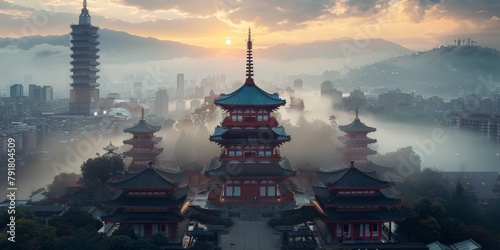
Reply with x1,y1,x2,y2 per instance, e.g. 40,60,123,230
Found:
79,0,91,25
147,161,153,168
355,108,359,120
350,161,354,168
141,108,145,120
245,27,254,86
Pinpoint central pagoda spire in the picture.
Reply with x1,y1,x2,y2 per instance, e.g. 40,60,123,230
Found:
79,0,91,25
245,27,254,86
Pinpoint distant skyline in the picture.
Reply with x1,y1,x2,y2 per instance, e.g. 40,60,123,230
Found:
1,0,500,50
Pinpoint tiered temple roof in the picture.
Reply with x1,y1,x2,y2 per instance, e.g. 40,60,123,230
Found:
317,166,394,190
215,84,285,108
102,164,187,226
338,118,376,133
123,119,161,133
108,167,184,190
313,163,403,224
210,126,290,144
205,157,295,178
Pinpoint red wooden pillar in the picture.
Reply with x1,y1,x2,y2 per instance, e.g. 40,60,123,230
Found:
377,222,382,240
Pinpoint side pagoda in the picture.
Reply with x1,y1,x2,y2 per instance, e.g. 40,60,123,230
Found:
204,28,296,205
313,161,403,242
338,108,377,166
123,109,163,172
102,162,187,238
338,109,392,173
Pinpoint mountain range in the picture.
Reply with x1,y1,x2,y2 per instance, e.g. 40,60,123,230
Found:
0,29,412,63
342,45,500,97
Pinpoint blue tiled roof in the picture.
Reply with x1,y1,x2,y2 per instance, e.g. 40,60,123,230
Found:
205,158,295,178
124,119,161,133
318,167,393,189
339,118,376,133
210,126,290,142
215,84,286,107
109,167,184,190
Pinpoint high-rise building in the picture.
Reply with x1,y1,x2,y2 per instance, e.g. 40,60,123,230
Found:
133,82,143,98
10,84,24,98
29,84,43,102
176,73,184,98
155,89,169,118
42,86,53,102
69,0,100,115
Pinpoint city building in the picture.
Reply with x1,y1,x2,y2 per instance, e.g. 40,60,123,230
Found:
10,84,24,98
320,81,342,108
320,81,334,97
29,84,42,102
68,0,101,115
378,88,412,110
190,99,201,112
204,28,296,206
123,110,164,172
175,100,186,113
450,113,500,144
133,82,144,98
102,162,188,238
42,86,53,102
155,89,169,118
293,79,303,90
177,73,184,98
342,89,367,111
313,161,404,243
1,123,37,155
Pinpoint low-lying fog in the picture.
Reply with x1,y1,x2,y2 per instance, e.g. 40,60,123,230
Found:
3,89,499,200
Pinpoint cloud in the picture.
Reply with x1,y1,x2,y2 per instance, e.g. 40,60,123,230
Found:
120,0,217,16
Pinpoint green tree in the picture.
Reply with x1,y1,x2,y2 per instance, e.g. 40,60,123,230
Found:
113,226,137,240
54,225,106,250
449,182,478,223
46,172,80,198
151,232,169,247
81,155,124,200
0,218,57,250
106,235,135,250
49,206,102,237
414,216,441,243
441,218,467,243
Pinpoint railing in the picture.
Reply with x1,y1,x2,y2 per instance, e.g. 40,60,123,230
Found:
221,117,279,127
106,223,120,237
382,223,400,243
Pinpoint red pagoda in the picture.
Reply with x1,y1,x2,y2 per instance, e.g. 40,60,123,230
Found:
338,108,377,166
102,162,187,238
204,28,296,205
338,109,393,174
313,161,403,242
123,109,163,172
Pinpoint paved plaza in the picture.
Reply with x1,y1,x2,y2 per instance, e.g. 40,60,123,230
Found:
220,217,281,250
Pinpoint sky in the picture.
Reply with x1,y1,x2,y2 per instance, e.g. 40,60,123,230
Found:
1,0,500,50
